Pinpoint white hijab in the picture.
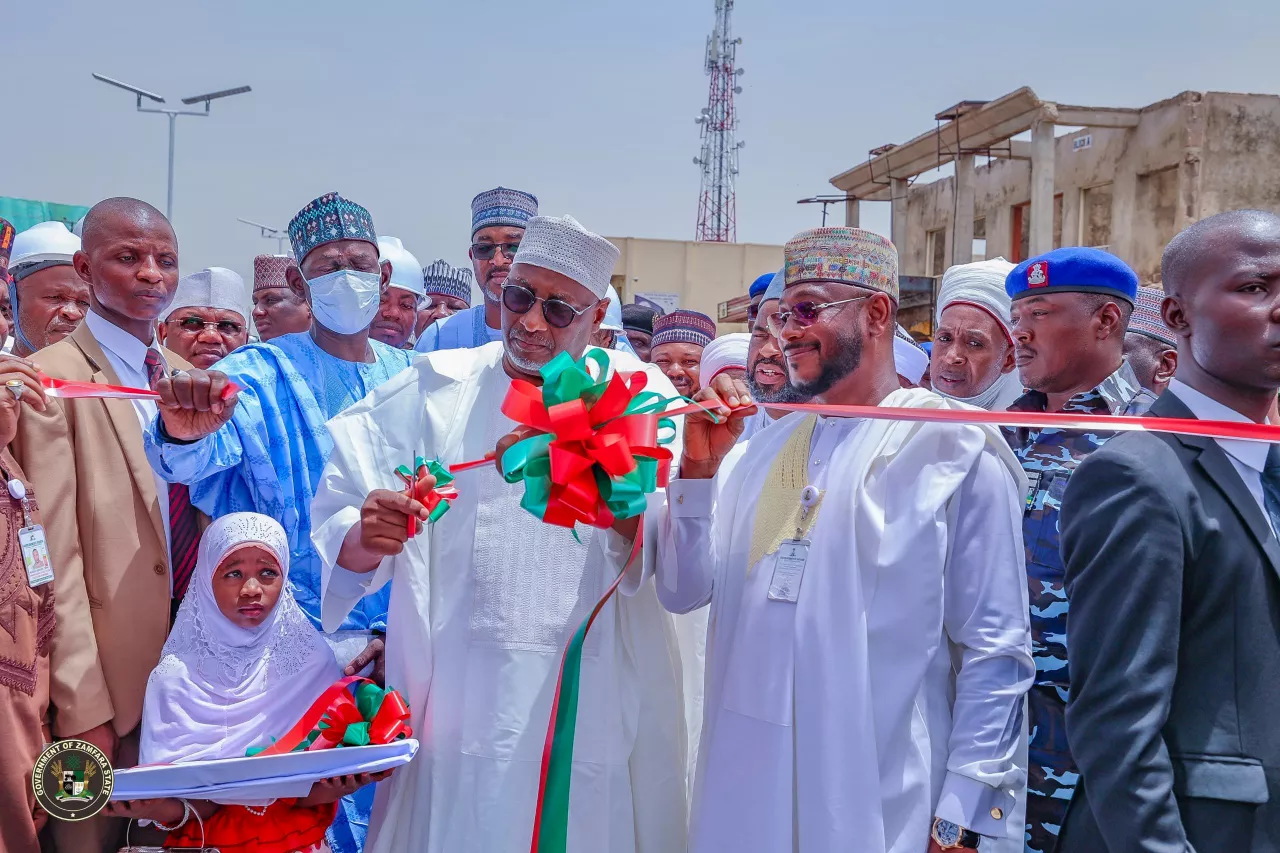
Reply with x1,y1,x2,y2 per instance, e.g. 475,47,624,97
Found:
140,513,340,764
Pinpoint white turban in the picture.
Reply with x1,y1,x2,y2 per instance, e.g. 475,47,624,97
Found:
602,285,624,331
893,326,930,384
164,267,252,324
377,236,425,297
935,258,1017,342
933,258,1024,410
700,333,750,383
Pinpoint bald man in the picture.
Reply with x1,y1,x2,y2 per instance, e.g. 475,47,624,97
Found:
10,197,196,853
1060,210,1280,853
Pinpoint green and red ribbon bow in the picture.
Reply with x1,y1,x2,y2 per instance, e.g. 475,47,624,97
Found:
248,676,412,757
498,350,677,529
396,457,458,536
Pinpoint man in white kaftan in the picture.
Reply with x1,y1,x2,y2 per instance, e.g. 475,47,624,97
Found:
312,215,687,853
654,227,1033,853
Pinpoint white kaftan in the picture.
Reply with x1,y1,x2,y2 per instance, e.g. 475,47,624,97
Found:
653,388,1034,853
312,343,688,853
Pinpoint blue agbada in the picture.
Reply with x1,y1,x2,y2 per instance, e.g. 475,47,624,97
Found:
143,332,413,631
414,303,501,352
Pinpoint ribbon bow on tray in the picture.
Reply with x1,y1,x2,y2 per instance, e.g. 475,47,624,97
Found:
249,676,412,757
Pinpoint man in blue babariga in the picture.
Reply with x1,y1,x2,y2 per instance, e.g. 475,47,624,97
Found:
1002,247,1156,853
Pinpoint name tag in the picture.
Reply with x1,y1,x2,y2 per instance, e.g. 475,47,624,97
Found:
768,538,810,603
20,525,54,587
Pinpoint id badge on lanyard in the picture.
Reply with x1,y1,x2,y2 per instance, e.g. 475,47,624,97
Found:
768,538,811,602
8,478,52,587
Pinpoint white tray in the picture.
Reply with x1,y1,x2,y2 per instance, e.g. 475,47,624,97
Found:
110,739,418,804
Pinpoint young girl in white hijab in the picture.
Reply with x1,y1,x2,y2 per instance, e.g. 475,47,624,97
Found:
106,512,388,853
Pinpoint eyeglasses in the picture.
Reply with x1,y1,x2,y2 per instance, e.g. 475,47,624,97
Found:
175,316,244,336
501,284,594,329
767,295,871,336
470,242,521,261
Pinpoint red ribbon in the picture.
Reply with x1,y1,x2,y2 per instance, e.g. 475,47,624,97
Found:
40,374,241,401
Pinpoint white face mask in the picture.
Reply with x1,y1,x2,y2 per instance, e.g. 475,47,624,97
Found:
305,269,382,335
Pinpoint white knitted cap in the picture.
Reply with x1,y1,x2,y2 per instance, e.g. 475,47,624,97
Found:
11,221,81,270
511,215,619,299
163,267,252,323
377,236,425,297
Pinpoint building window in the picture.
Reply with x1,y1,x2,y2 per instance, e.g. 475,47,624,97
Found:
973,218,987,262
1011,195,1065,262
927,228,946,277
1080,183,1114,249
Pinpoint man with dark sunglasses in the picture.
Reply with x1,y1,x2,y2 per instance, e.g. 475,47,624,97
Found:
416,186,538,353
656,226,1032,853
313,213,689,852
155,267,252,369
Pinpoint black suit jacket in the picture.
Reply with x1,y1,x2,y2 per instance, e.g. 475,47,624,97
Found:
1058,390,1280,853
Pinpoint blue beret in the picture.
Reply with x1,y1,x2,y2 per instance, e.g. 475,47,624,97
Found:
748,272,774,299
1006,247,1138,304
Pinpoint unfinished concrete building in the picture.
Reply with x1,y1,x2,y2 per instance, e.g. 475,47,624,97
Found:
830,87,1280,334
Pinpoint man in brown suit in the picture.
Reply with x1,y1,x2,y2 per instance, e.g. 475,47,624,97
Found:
11,197,213,852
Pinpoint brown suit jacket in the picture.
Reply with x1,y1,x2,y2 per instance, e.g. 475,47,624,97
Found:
10,323,193,738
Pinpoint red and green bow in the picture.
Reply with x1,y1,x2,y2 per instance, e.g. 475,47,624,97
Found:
248,676,412,757
498,350,677,529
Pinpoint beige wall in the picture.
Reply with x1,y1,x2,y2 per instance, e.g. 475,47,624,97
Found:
606,237,783,333
891,90,1280,286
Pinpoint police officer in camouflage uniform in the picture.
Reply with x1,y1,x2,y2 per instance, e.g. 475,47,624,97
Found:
1002,248,1155,853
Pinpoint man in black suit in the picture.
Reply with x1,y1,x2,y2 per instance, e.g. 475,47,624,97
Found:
1058,209,1280,853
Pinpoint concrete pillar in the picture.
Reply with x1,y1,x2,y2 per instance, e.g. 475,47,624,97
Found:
1110,167,1138,268
951,153,976,266
844,194,860,228
1029,119,1056,256
1059,188,1081,248
890,177,909,256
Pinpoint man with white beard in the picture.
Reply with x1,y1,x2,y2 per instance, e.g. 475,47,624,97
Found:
312,214,687,853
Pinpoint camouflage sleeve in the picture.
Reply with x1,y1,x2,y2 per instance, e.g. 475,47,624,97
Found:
1061,445,1191,852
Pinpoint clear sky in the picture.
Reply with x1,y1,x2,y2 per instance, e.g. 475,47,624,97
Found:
7,0,1278,284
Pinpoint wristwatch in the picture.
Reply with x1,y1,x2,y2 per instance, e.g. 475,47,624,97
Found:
932,818,980,849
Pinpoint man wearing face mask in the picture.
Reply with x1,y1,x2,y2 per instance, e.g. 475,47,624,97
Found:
416,186,538,352
141,192,409,853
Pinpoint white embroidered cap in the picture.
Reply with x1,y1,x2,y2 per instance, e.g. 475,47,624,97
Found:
377,236,425,297
163,267,252,324
511,215,619,300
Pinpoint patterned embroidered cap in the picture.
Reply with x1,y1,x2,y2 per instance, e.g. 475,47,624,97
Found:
652,309,716,348
784,227,898,301
1129,285,1174,346
422,258,473,305
1006,246,1138,304
0,217,13,286
510,214,619,299
287,191,377,263
253,254,297,292
471,187,539,237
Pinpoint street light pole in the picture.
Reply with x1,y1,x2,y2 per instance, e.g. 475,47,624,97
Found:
92,74,251,221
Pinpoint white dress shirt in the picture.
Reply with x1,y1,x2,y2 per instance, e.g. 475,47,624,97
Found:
1167,378,1272,528
83,310,172,562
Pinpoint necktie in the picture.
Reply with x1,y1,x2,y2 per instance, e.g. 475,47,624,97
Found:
1259,445,1280,540
143,349,200,600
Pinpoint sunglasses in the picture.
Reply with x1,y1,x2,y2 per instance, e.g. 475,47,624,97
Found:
502,284,594,329
470,242,521,261
175,316,244,336
767,294,871,337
